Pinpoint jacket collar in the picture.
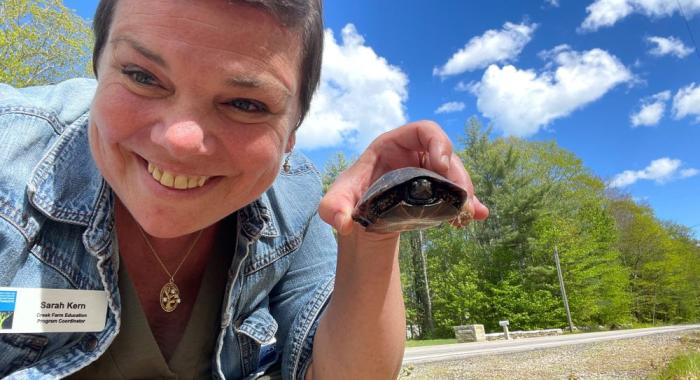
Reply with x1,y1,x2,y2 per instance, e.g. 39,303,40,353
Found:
240,196,278,240
27,115,113,253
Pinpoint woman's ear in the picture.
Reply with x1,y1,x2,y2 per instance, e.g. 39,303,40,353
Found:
285,133,296,153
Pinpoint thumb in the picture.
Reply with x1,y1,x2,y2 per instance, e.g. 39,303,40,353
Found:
319,191,355,235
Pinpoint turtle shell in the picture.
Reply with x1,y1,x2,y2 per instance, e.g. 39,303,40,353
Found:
352,167,468,233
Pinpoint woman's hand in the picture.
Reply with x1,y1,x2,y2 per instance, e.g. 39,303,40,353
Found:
319,120,489,236
309,121,489,380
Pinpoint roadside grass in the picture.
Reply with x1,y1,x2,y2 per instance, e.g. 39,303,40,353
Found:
405,338,457,348
654,331,700,380
654,351,700,380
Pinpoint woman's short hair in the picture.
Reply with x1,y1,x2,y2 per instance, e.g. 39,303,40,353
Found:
92,0,323,127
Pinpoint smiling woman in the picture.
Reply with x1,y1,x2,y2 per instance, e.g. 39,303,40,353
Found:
0,0,488,379
89,0,303,238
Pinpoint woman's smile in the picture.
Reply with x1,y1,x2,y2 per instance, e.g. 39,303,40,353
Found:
146,161,211,189
134,154,224,196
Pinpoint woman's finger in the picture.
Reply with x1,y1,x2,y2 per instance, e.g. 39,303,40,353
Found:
367,121,450,168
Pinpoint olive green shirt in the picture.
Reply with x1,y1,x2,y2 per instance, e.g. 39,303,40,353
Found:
69,244,229,380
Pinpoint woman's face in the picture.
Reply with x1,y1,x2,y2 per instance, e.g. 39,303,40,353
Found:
89,0,302,238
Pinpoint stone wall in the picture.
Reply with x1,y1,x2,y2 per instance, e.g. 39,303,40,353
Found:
485,328,563,341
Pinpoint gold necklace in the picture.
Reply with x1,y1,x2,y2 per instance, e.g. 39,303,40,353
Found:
137,226,204,313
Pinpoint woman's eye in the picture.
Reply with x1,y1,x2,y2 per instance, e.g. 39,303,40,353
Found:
228,99,268,113
121,67,158,86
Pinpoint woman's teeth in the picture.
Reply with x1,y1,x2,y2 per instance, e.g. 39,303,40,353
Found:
148,162,209,189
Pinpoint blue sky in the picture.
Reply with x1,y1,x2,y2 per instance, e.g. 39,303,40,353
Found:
65,0,700,237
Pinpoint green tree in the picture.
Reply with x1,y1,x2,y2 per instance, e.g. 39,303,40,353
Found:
1,0,93,87
482,271,564,331
399,233,421,337
606,193,700,325
425,224,485,336
533,204,631,327
407,230,435,337
658,222,700,322
321,152,352,194
459,119,552,282
608,197,669,322
444,118,631,331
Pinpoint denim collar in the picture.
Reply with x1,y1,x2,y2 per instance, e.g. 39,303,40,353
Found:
26,116,276,253
240,196,278,240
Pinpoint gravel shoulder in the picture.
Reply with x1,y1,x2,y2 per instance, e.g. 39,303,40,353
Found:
399,329,700,380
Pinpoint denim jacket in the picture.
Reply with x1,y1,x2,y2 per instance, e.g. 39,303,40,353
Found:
0,79,337,379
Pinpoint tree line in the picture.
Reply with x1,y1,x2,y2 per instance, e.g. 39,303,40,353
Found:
323,119,700,338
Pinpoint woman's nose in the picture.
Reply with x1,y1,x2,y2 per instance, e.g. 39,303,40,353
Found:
152,118,209,157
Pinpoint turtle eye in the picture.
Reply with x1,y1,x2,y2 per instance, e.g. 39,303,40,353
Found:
408,179,433,202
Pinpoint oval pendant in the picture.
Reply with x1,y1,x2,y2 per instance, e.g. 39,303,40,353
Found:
160,280,181,312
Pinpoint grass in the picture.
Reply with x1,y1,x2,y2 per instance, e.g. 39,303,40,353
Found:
654,331,700,380
654,351,700,380
405,338,457,348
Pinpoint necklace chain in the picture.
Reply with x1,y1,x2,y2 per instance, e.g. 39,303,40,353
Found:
137,226,204,312
138,226,204,280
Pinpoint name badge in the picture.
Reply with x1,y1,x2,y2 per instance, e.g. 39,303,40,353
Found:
0,287,108,333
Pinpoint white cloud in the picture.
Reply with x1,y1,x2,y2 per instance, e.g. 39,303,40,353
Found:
297,24,409,151
433,22,537,78
470,45,632,137
672,83,700,122
455,81,474,92
630,90,671,127
435,101,466,114
581,0,700,32
546,0,560,7
647,36,694,58
682,168,700,177
609,158,698,188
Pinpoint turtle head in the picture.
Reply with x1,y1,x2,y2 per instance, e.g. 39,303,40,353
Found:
407,178,433,204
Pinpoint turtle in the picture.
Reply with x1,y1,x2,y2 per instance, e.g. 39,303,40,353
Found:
351,167,469,233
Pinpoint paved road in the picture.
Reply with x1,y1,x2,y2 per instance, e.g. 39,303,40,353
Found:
403,324,700,364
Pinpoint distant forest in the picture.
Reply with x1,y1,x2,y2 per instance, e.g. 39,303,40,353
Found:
323,119,700,338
